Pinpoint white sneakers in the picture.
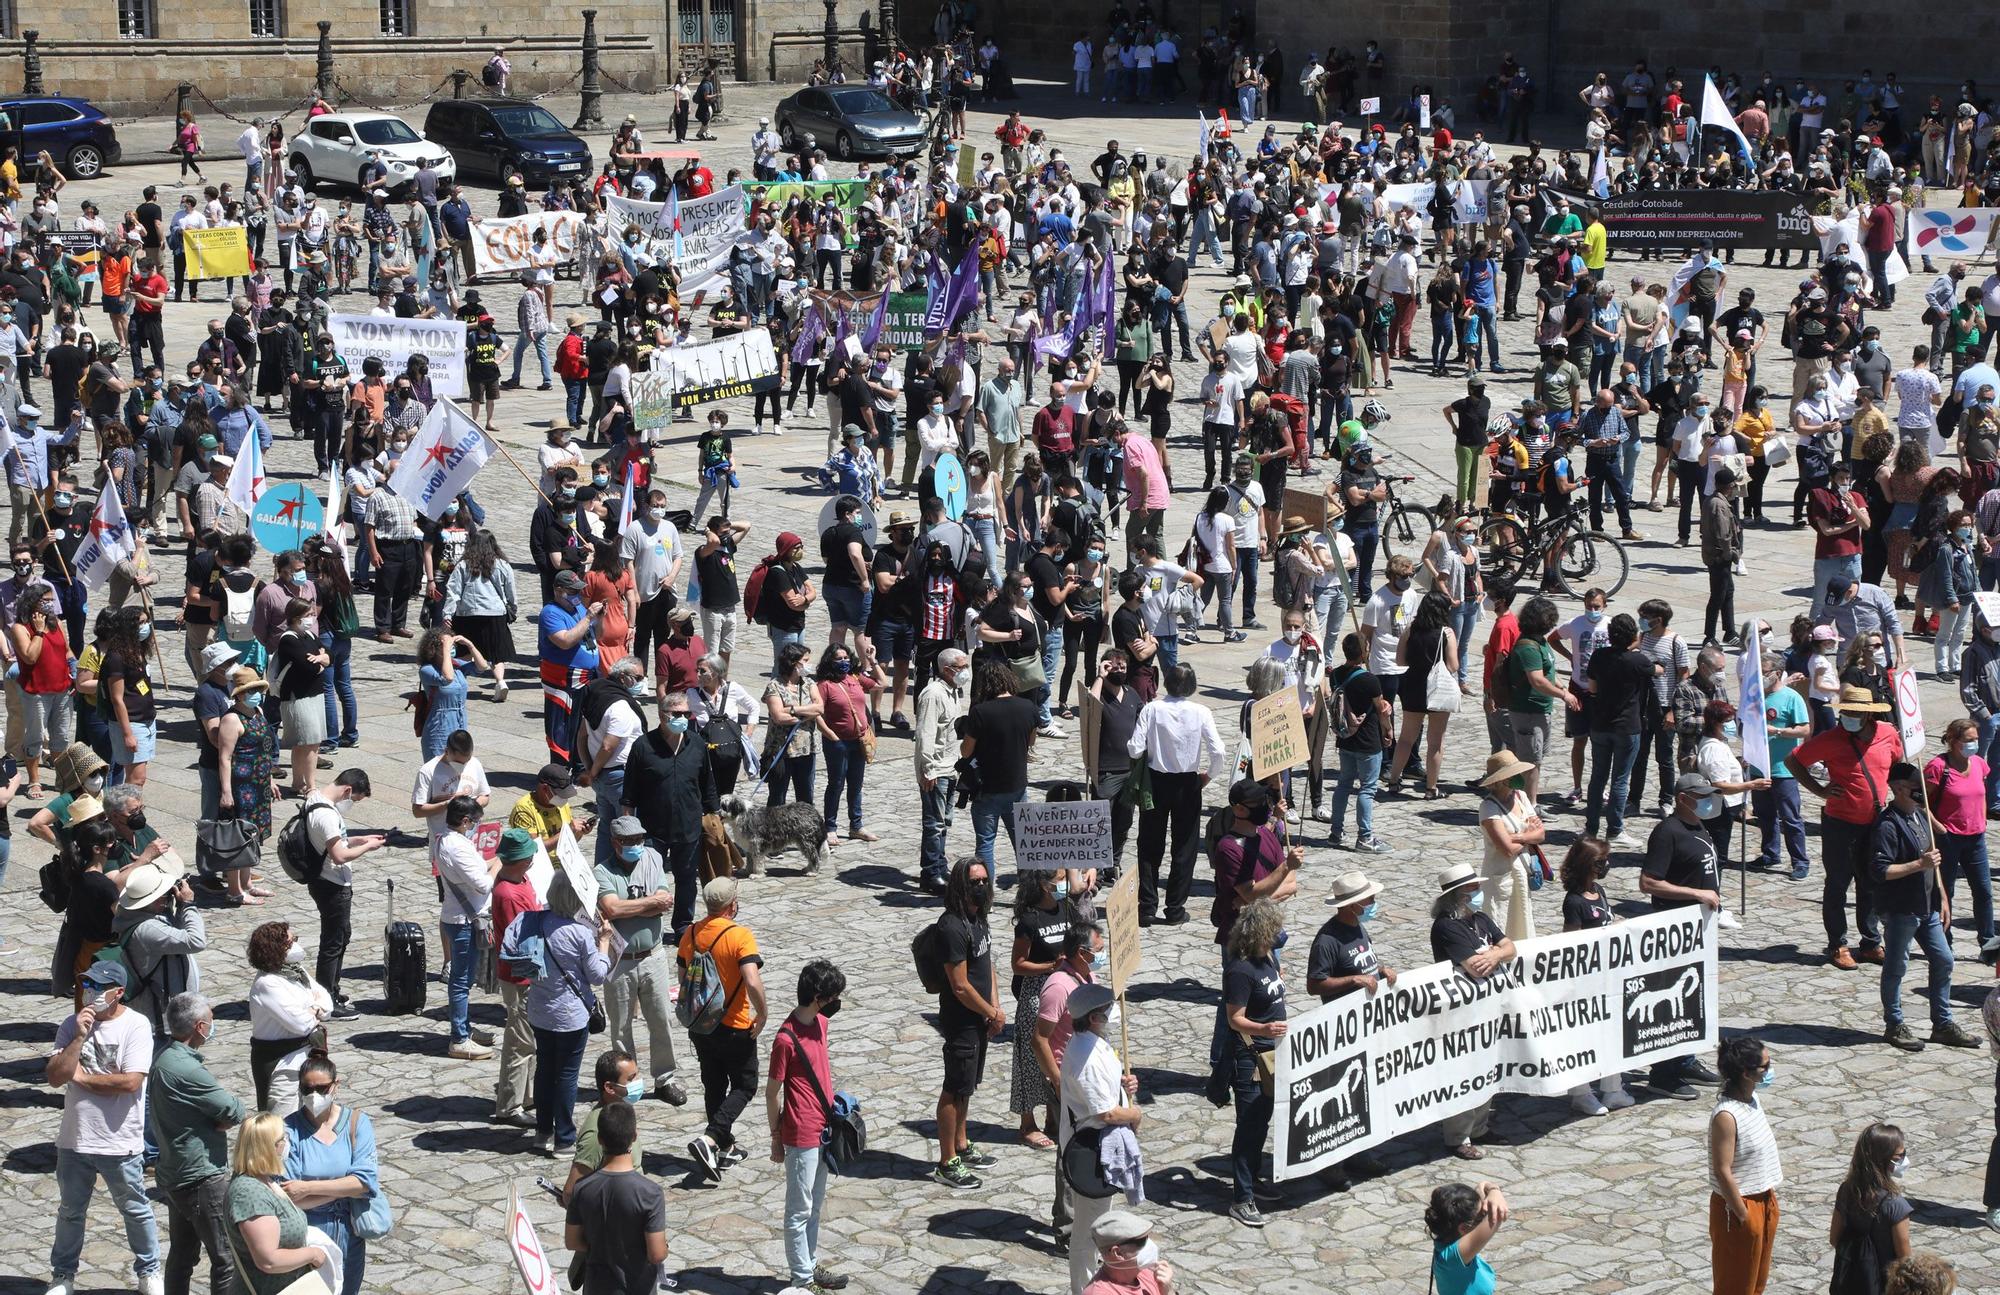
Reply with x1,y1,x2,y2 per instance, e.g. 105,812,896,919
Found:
447,1039,495,1060
138,1275,164,1295
44,1281,73,1295
1572,1093,1609,1117
1717,910,1743,930
1601,1087,1637,1110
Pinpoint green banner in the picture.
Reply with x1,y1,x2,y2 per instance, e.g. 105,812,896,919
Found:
742,180,871,213
882,291,928,352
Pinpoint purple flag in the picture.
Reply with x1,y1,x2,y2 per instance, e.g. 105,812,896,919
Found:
1091,253,1117,360
922,252,950,335
790,304,825,364
940,242,983,333
859,289,890,350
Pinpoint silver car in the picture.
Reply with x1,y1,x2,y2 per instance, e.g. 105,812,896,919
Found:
774,86,927,160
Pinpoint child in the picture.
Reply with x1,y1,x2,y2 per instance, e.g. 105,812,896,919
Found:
1720,330,1752,417
1459,303,1483,375
1560,837,1633,1116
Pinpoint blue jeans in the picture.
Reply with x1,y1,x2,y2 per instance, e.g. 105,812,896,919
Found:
0,835,9,938
767,627,804,661
1584,731,1640,838
50,1147,160,1280
1448,600,1480,685
967,516,999,583
445,919,477,1043
784,1144,830,1285
1939,829,1996,945
320,632,356,744
920,776,955,882
1348,524,1380,602
1754,778,1810,871
563,376,587,426
1880,910,1956,1028
1202,570,1238,633
822,737,865,835
1620,436,1643,500
971,788,1024,865
1472,304,1500,367
1039,630,1063,724
1316,583,1349,640
1156,633,1180,672
512,330,551,385
1228,1042,1273,1204
1190,207,1224,266
1236,84,1258,124
1330,748,1381,840
592,767,628,867
1812,554,1861,619
531,1023,589,1145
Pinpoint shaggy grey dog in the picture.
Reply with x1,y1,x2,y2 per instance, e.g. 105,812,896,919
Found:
719,795,829,876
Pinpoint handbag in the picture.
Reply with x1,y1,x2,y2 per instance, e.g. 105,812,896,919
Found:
1423,652,1462,714
273,1270,334,1295
554,951,606,1034
780,1020,866,1174
1060,1103,1120,1199
1761,433,1793,469
439,873,496,994
346,1114,394,1239
194,816,259,876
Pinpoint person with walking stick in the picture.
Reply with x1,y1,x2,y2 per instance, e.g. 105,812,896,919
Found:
1869,760,1983,1053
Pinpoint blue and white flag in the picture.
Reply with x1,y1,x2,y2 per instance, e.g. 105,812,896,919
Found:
1700,74,1756,170
617,462,638,536
386,399,494,521
72,480,133,590
1197,110,1209,164
1591,146,1610,200
1737,619,1768,777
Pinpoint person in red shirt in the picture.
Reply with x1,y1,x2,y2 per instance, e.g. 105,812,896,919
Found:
489,826,545,1126
1785,684,1904,969
555,314,590,428
130,259,170,374
652,605,707,700
1805,461,1868,616
766,957,847,1293
995,111,1030,174
1481,582,1521,751
1862,196,1901,308
1033,381,1079,475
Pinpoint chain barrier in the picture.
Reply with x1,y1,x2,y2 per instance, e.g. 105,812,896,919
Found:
103,84,183,128
525,67,586,103
595,68,640,96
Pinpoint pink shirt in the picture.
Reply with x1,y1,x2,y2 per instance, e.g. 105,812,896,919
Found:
1037,964,1096,1068
1924,754,1990,836
1120,435,1170,510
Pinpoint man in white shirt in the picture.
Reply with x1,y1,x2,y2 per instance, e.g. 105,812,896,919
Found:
1126,661,1227,924
1072,37,1094,97
410,729,492,864
45,959,161,1294
1359,554,1417,680
1201,359,1247,491
1135,540,1202,666
300,768,388,1019
435,793,500,1059
620,487,685,663
750,116,783,181
578,657,648,866
1057,982,1141,1292
1382,234,1422,359
236,118,264,193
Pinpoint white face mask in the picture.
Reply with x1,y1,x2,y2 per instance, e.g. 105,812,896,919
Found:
300,1091,334,1120
284,940,306,965
1283,628,1303,644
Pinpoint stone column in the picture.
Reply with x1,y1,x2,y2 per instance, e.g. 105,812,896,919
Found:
823,0,839,75
21,30,42,96
315,21,334,100
574,9,604,130
452,69,469,99
878,0,895,48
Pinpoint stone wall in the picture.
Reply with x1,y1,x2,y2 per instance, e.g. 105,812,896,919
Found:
5,0,666,116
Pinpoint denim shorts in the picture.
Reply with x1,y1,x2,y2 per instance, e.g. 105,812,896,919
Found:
126,718,158,764
873,618,916,662
823,584,871,629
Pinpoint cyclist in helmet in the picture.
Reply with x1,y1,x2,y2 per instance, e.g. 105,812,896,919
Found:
1336,418,1369,461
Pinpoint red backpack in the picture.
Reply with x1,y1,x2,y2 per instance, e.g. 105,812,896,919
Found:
742,553,782,625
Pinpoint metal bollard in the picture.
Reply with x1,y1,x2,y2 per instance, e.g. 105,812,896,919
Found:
315,21,334,100
574,8,603,131
21,29,42,95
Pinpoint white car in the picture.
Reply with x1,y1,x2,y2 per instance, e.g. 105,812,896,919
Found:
286,112,457,195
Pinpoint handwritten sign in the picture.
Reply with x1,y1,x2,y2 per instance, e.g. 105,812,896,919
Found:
506,1185,556,1295
1250,689,1308,778
555,824,598,921
1890,667,1926,758
628,369,676,432
1105,868,1140,999
1014,799,1113,872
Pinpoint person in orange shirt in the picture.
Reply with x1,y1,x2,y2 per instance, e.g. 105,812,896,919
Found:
677,876,766,1180
98,243,134,351
346,357,387,423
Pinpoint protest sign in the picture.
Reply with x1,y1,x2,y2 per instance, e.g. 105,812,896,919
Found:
184,226,250,279
658,330,780,408
1105,868,1141,1000
743,179,870,219
249,483,325,554
1905,207,2000,260
1013,799,1113,872
554,824,598,921
328,314,467,399
470,210,583,277
506,1186,557,1295
881,291,929,351
606,185,747,294
1324,180,1486,227
1561,189,1817,251
1975,590,2000,627
1359,96,1381,114
1274,907,1718,1179
628,369,676,432
1890,667,1926,757
1078,688,1102,787
51,230,102,265
1250,689,1308,778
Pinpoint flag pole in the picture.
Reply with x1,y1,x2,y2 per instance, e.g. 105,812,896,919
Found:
27,487,73,584
488,439,557,509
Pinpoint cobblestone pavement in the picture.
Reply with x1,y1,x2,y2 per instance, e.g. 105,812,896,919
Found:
2,79,1997,1295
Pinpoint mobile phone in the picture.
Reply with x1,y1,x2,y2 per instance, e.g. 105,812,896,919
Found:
1,755,17,782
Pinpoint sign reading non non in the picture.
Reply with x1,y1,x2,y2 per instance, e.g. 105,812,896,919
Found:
1273,907,1718,1179
328,314,468,400
1249,689,1308,778
1014,798,1112,872
1104,867,1141,999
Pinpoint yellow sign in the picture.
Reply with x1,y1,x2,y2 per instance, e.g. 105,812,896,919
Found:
1250,688,1309,779
183,225,250,280
1105,868,1141,999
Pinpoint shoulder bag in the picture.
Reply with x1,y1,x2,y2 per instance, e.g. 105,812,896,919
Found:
1060,1102,1120,1200
779,1020,866,1175
438,871,496,995
346,1112,394,1239
1423,638,1462,714
552,935,606,1034
194,816,259,876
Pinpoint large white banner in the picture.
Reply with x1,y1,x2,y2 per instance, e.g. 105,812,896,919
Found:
327,314,467,399
1273,907,1718,1179
1322,180,1488,227
469,210,585,277
658,331,780,408
605,185,747,294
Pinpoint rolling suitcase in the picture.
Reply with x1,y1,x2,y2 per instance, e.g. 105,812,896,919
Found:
382,878,427,1014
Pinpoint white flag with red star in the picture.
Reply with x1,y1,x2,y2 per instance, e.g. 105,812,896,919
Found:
387,398,494,521
73,480,134,590
225,428,267,515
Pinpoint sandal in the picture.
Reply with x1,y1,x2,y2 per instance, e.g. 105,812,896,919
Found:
23,783,44,800
851,830,881,843
1022,1131,1056,1150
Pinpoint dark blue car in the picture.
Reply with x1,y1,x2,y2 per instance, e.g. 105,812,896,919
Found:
0,96,121,178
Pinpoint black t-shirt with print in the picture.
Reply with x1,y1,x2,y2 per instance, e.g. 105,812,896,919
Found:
937,910,993,1029
1430,910,1505,966
1563,887,1612,929
1223,952,1286,1050
1642,814,1720,906
1306,918,1381,999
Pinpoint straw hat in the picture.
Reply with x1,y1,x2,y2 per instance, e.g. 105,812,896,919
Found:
1477,750,1535,787
118,856,187,911
1833,683,1891,715
1280,514,1312,536
1325,870,1383,908
1435,861,1479,894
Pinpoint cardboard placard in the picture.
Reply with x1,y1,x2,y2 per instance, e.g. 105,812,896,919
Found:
1890,667,1926,757
1104,867,1141,999
1014,799,1113,872
506,1185,557,1295
1250,688,1309,778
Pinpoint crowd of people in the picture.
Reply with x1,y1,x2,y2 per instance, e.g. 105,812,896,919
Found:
9,28,2000,1295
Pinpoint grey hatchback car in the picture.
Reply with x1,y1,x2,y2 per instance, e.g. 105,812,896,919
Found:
773,86,926,160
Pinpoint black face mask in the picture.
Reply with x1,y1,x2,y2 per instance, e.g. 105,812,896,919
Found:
1245,804,1272,826
970,879,993,909
821,997,843,1019
125,811,148,833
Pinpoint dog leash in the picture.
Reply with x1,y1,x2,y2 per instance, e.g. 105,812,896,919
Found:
745,722,801,797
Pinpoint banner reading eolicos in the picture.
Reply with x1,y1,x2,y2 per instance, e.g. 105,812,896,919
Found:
470,210,584,277
327,314,467,399
1273,907,1718,1180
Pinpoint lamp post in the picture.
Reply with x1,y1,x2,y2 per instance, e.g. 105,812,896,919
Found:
823,0,839,77
574,8,604,130
315,21,334,100
21,30,43,95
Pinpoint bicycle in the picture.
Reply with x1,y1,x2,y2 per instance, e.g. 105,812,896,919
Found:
1378,472,1437,563
1476,493,1629,599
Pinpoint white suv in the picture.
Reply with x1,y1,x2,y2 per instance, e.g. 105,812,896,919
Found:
287,112,457,195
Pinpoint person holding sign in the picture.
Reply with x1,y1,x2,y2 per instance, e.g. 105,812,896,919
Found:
1871,761,1984,1052
1304,869,1394,1189
1786,684,1903,971
1430,862,1516,1159
1058,981,1142,1292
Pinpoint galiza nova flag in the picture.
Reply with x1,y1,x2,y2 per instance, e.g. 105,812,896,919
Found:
386,398,494,521
225,428,267,514
72,481,134,589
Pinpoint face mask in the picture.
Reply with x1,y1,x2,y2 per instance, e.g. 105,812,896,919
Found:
1283,628,1303,645
443,504,460,519
284,940,306,964
137,623,153,642
240,689,265,707
53,493,73,510
1840,714,1865,733
1957,527,1974,543
1466,890,1486,914
930,403,944,416
667,714,690,734
557,512,575,526
649,507,668,523
1360,902,1380,922
300,1091,334,1120
86,774,106,794
1222,303,1237,317
971,879,994,908
1391,577,1410,592
291,569,310,586
558,487,577,503
1694,794,1720,820
1758,1062,1776,1089
622,1076,646,1103
1052,880,1069,901
1086,548,1105,562
1891,1153,1908,1177
618,843,645,863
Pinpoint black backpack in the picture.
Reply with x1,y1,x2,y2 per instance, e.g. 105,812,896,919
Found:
277,801,333,885
703,713,747,772
1829,1202,1886,1295
481,61,502,87
911,922,948,994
